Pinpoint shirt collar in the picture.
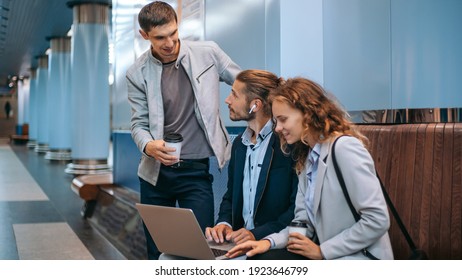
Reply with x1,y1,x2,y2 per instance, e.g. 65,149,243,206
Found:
309,143,321,164
241,119,273,147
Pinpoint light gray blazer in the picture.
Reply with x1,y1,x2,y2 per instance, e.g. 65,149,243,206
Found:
267,136,394,260
126,40,241,186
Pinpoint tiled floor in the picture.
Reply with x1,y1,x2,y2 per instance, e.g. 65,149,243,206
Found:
0,138,126,260
14,222,94,260
0,130,235,261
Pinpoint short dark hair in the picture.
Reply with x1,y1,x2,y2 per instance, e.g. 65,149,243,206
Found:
138,1,178,33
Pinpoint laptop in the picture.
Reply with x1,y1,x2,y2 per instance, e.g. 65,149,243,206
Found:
135,203,234,260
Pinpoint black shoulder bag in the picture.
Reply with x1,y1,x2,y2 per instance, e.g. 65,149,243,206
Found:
331,136,428,260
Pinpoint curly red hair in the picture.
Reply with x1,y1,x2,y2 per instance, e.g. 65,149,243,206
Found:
269,77,368,173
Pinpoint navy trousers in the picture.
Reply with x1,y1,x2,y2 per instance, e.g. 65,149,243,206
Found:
139,162,214,260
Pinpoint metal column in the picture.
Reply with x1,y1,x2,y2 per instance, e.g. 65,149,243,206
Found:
34,55,50,153
45,37,72,161
65,1,111,174
27,68,37,149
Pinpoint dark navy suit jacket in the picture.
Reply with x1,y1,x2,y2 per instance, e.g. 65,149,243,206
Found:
216,133,298,240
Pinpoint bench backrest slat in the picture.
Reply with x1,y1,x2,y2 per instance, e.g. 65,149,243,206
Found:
356,123,462,260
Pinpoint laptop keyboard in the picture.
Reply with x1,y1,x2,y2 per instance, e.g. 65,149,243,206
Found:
211,248,228,257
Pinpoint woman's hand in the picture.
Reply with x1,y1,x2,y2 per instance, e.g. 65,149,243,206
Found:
227,228,256,244
225,239,271,259
287,232,323,260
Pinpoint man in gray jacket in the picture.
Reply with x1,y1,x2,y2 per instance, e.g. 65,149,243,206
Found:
126,1,241,259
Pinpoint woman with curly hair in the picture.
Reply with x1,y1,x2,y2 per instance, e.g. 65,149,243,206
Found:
226,77,393,260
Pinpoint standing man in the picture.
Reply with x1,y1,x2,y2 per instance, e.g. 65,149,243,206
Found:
126,1,241,260
4,101,11,119
205,70,298,246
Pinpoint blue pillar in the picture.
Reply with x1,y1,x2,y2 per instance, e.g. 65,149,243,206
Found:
16,78,29,134
22,78,30,129
45,37,72,161
27,68,38,149
35,55,50,153
65,1,111,174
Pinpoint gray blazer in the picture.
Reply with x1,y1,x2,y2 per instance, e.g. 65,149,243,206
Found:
267,136,394,260
126,40,241,186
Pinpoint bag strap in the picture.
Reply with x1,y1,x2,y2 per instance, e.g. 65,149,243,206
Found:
331,136,378,260
375,173,417,251
332,137,361,222
331,136,418,256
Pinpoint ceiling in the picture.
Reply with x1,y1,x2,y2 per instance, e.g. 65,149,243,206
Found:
0,0,111,87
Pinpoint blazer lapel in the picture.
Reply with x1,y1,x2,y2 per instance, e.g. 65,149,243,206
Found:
253,134,275,212
233,142,247,214
312,142,330,217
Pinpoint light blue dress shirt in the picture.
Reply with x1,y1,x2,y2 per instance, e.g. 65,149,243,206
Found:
265,143,321,249
241,120,273,230
305,143,321,226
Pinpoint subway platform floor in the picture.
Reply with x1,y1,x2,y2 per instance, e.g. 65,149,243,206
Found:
0,138,126,260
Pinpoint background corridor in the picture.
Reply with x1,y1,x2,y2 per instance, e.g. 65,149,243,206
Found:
0,138,125,260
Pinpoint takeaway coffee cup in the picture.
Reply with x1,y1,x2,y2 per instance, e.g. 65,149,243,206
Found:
164,133,183,160
288,221,308,240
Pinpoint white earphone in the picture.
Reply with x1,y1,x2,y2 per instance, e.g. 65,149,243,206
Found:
248,104,257,114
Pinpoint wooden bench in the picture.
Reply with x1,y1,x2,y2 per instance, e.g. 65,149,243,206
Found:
10,134,29,144
356,123,462,260
10,123,29,144
71,173,115,218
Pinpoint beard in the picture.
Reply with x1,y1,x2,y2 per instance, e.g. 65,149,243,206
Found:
229,109,256,122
